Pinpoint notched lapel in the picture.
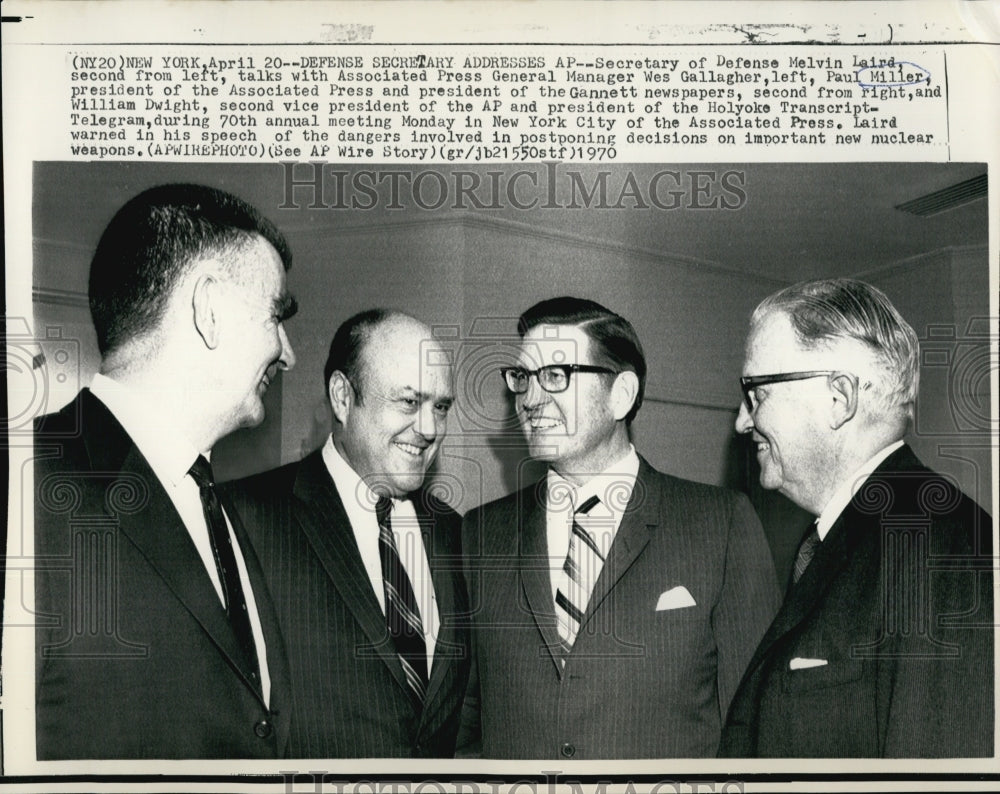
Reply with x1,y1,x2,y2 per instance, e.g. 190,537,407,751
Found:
747,517,850,675
414,496,465,718
291,453,411,696
517,481,564,673
582,460,658,626
222,491,293,742
112,445,264,703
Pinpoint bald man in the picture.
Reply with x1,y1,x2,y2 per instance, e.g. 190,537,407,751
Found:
226,309,470,758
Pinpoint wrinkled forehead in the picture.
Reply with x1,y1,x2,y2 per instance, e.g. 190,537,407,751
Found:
518,323,593,368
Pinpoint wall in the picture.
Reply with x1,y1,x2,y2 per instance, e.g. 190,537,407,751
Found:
859,244,993,513
31,189,992,582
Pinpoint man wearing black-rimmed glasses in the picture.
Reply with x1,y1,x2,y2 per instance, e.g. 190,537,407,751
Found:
720,278,993,757
459,296,779,759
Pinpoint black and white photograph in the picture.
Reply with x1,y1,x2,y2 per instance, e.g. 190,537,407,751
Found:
2,1,998,791
14,159,994,763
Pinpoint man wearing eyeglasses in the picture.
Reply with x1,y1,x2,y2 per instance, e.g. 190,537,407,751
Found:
459,296,780,759
720,279,993,757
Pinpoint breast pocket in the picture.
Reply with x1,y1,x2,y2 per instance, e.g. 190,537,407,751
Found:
781,659,865,694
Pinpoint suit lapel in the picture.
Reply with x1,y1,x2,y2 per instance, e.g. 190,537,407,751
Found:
582,458,657,625
79,392,266,704
518,480,565,673
291,452,411,696
738,450,919,677
222,491,292,744
746,516,850,674
414,493,460,715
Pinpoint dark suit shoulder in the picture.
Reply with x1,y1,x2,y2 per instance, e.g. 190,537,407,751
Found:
861,445,992,554
415,488,461,522
465,481,534,521
225,458,302,501
34,400,79,436
637,459,756,525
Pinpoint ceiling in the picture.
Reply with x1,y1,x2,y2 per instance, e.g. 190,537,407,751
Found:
33,161,988,286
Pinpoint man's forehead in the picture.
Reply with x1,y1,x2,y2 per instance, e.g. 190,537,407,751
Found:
237,235,286,293
744,311,827,372
366,323,453,394
518,323,591,365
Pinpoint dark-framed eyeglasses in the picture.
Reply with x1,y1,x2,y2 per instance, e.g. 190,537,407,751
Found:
501,364,618,394
739,370,838,413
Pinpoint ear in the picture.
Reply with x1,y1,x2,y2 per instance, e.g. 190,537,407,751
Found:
191,273,221,350
828,372,859,430
328,371,354,426
610,370,640,422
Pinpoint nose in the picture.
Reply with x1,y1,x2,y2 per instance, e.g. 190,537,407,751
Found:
278,324,296,371
414,400,440,441
735,400,754,434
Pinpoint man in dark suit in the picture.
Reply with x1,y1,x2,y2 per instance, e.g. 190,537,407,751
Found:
34,184,298,758
459,297,780,759
720,278,994,757
227,309,470,757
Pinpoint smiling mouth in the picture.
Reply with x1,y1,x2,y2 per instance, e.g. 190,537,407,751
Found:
526,416,564,431
753,438,771,454
394,441,427,458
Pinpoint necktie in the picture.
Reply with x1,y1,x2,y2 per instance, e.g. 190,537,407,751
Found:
791,525,822,585
555,494,603,655
376,496,428,705
188,455,261,692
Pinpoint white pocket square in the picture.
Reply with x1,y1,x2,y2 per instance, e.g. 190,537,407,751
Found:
789,657,828,670
655,586,696,611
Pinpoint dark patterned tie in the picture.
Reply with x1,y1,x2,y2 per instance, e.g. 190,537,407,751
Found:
188,455,261,692
792,525,822,585
555,494,603,656
376,496,428,705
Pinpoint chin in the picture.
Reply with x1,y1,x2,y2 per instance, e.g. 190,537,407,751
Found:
526,438,561,460
237,403,267,430
389,476,423,498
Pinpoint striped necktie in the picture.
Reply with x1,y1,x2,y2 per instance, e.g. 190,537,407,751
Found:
791,525,822,586
376,496,427,705
555,494,603,656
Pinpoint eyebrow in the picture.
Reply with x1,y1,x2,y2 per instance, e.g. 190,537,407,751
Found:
396,386,454,407
273,293,298,322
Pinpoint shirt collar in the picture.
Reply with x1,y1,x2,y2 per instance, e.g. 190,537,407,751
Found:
547,444,641,512
815,439,904,540
89,373,202,488
321,434,406,512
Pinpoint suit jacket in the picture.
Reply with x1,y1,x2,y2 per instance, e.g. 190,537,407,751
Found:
225,449,471,758
459,457,780,759
33,390,291,759
720,444,994,757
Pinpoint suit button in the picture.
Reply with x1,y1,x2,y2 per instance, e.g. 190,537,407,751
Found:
254,719,273,738
560,742,575,758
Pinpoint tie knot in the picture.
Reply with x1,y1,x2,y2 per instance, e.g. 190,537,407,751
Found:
575,494,600,516
375,495,393,528
189,455,215,488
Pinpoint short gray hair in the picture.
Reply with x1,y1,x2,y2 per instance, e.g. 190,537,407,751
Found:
752,279,920,419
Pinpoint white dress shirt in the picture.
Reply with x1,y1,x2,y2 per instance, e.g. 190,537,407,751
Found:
545,445,641,605
815,439,905,541
321,435,440,672
89,373,271,704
